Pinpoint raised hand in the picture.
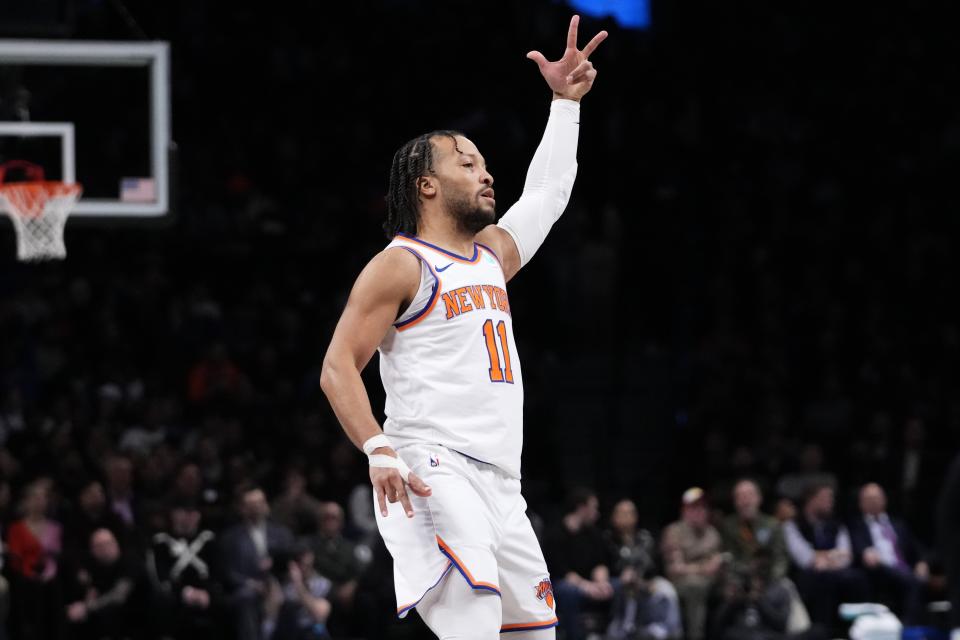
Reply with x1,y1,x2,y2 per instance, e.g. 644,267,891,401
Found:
527,15,607,101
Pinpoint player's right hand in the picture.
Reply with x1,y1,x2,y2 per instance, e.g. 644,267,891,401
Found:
371,448,432,518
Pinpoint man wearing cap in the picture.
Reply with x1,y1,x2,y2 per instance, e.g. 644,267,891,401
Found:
661,487,723,640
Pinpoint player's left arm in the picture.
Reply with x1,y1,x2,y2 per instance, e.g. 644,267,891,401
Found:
475,15,606,282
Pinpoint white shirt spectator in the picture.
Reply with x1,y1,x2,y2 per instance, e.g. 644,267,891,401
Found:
783,520,852,569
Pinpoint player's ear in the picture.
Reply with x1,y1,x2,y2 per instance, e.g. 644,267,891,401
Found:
417,176,437,199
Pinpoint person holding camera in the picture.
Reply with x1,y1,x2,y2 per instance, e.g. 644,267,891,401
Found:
712,551,793,640
605,499,681,640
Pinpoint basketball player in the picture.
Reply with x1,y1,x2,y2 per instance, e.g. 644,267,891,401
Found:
320,16,606,639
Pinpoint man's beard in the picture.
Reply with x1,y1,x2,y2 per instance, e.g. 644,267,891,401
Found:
444,190,495,235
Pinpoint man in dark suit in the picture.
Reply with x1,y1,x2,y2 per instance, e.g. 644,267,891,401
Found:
938,454,960,640
849,482,928,624
219,484,295,640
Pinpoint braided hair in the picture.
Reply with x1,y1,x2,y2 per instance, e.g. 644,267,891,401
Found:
383,130,464,238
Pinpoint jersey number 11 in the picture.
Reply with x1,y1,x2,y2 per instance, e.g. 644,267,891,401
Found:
482,319,514,383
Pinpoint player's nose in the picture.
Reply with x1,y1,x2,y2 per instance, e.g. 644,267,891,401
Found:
480,169,493,186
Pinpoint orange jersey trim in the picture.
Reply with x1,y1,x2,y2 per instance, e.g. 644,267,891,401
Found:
501,617,560,632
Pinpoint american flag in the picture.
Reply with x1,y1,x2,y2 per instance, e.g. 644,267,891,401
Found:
120,177,156,202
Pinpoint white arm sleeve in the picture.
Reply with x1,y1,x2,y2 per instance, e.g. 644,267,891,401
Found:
496,99,580,268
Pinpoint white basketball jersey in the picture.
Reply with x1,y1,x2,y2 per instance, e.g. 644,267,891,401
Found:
378,233,524,478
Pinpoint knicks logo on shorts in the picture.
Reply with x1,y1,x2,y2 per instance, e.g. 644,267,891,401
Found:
429,454,439,467
534,578,554,609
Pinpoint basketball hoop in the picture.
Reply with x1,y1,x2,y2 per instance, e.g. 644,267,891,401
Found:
0,160,81,261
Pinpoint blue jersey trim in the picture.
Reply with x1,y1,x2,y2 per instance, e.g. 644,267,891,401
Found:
437,544,502,596
393,247,440,329
396,562,453,618
396,232,480,263
450,448,496,467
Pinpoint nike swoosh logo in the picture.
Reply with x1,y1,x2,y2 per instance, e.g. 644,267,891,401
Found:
436,263,453,272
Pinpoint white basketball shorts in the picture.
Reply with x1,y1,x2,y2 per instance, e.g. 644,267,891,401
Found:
374,443,558,633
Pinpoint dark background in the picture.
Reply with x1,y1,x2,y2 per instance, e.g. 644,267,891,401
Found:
1,0,959,636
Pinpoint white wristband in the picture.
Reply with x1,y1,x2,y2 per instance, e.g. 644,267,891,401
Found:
369,453,412,483
362,434,392,456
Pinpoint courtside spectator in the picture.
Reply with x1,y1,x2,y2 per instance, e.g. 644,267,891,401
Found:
662,487,723,640
849,482,928,624
544,487,615,640
722,480,789,581
783,484,867,628
605,498,681,640
722,479,810,634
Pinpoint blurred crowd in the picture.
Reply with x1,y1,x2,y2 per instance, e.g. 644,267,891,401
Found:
543,477,956,640
2,0,960,638
0,431,954,640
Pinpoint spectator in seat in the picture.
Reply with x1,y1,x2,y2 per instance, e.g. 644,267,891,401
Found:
605,498,682,640
63,527,142,640
849,482,927,624
146,499,222,640
711,549,795,640
661,487,724,640
783,483,868,629
722,479,810,634
102,452,139,532
722,480,789,582
544,487,615,640
167,460,225,532
5,478,63,640
63,479,128,567
219,484,294,640
306,501,367,632
263,542,333,640
272,468,324,537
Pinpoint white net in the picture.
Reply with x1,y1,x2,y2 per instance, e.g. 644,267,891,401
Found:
0,182,81,261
